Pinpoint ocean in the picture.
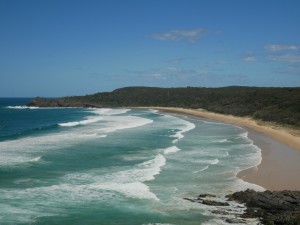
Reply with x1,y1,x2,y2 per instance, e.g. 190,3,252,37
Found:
0,98,264,225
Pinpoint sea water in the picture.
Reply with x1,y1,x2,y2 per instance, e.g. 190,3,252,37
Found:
0,98,264,225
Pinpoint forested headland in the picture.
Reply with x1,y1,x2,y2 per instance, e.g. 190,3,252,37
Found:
27,86,300,127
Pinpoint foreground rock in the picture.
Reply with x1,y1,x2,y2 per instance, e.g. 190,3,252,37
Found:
184,189,300,224
227,189,300,225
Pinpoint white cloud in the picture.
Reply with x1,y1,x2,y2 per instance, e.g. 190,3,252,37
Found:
264,44,300,63
150,28,208,43
135,67,209,81
241,56,256,62
264,44,300,52
267,54,300,63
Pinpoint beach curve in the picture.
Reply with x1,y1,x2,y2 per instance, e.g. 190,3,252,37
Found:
134,107,300,191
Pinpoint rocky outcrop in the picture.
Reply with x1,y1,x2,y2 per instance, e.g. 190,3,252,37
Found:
227,189,300,225
27,98,102,108
184,189,300,224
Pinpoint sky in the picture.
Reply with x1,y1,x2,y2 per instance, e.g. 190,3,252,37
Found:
0,0,300,97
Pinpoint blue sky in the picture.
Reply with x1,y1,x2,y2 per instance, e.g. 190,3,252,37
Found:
1,0,299,97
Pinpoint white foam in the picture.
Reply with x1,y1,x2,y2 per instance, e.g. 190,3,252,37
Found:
58,117,103,127
0,203,54,224
46,108,131,129
0,131,97,152
14,178,40,184
196,159,219,165
0,154,42,166
161,115,195,143
148,109,159,113
213,138,229,143
60,154,166,201
122,156,149,161
94,115,153,134
0,130,110,167
192,165,209,173
163,146,181,154
223,151,229,157
31,156,42,162
0,114,152,167
202,120,227,125
239,131,249,139
91,181,159,200
231,178,265,192
138,154,166,176
6,106,39,109
58,121,80,127
91,108,131,115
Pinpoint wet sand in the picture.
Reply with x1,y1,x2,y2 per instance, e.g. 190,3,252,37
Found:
239,130,300,190
135,107,300,191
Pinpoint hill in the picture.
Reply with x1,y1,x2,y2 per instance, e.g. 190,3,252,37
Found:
27,86,300,127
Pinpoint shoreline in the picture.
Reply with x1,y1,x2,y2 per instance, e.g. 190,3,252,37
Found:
135,107,300,191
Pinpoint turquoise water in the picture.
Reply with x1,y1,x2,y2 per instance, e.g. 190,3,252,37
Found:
0,99,263,225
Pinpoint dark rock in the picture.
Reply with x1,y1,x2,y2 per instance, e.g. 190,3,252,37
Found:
183,197,198,203
184,197,230,206
202,199,230,206
198,193,217,198
227,189,300,225
211,210,230,215
225,218,246,223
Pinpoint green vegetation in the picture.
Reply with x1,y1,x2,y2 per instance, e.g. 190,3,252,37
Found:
28,86,300,127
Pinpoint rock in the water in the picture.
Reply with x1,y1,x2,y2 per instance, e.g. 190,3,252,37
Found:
201,199,230,206
198,193,216,198
183,197,198,203
211,210,230,215
225,218,246,223
227,189,300,225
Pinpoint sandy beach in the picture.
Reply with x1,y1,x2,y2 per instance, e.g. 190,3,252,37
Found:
136,107,300,191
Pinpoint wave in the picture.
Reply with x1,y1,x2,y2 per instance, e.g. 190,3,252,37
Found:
0,155,42,166
91,108,131,115
148,109,159,113
163,146,181,154
0,154,166,208
6,106,39,109
58,109,145,130
192,165,209,173
62,154,166,201
58,117,103,127
201,120,227,125
196,159,220,165
0,115,153,167
5,154,166,204
94,115,153,134
102,154,166,199
0,131,108,167
161,114,195,143
212,138,229,143
171,120,195,143
238,131,249,139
